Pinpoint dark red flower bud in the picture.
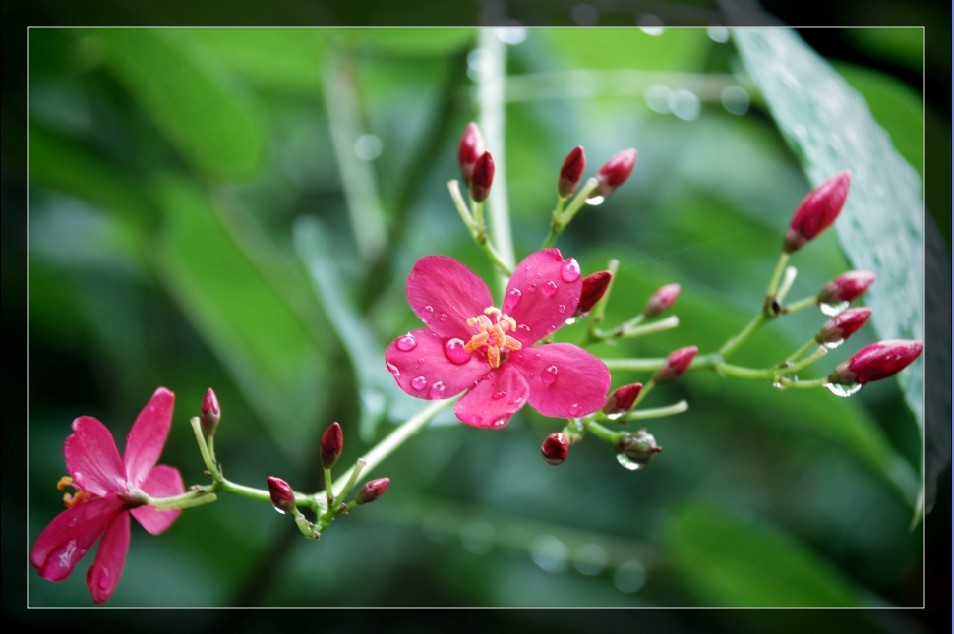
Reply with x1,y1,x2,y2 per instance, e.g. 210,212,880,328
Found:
201,388,220,437
603,383,643,418
573,270,613,317
817,270,876,305
618,430,662,468
458,122,485,185
469,151,495,203
558,145,586,199
267,476,296,515
541,432,569,465
829,339,923,385
355,478,390,505
783,171,851,253
643,283,681,318
596,148,637,198
321,422,343,470
815,307,872,345
653,346,698,384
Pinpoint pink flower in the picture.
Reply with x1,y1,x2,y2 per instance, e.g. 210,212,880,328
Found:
386,249,611,428
31,387,185,604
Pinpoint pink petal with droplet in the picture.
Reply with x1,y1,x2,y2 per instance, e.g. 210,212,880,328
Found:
406,256,494,339
453,365,530,428
30,494,125,582
87,511,130,604
131,465,185,535
513,343,610,418
506,249,582,345
65,417,127,496
124,387,175,489
385,328,485,399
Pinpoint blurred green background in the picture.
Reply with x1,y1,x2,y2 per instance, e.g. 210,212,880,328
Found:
15,19,946,631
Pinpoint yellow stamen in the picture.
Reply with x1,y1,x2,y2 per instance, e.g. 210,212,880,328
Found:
465,306,524,369
57,475,94,508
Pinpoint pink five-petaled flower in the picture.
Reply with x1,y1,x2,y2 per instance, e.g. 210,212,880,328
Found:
386,249,611,428
31,387,185,604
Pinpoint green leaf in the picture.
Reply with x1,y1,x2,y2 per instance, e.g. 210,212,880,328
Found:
666,504,864,606
92,28,265,179
341,28,475,55
733,28,924,507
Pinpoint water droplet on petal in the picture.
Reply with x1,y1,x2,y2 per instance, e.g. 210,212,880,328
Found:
428,381,447,399
440,313,448,321
411,376,428,391
509,395,524,405
505,288,522,310
819,301,849,317
561,258,581,282
492,391,506,400
534,352,541,360
568,403,582,417
558,304,567,314
422,305,435,323
386,362,400,377
822,339,844,350
517,324,531,337
542,365,559,385
444,338,472,365
616,452,643,471
543,281,558,297
396,333,417,351
586,195,605,205
825,382,863,397
491,418,509,428
417,357,425,365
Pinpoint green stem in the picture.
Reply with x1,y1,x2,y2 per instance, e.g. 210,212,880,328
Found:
776,376,828,389
782,339,818,366
783,294,818,315
715,362,775,379
585,420,620,444
623,400,688,421
775,265,798,303
779,345,827,376
149,489,218,510
765,252,791,299
719,312,768,358
190,418,219,479
595,315,680,341
603,357,667,373
544,178,599,248
448,180,513,276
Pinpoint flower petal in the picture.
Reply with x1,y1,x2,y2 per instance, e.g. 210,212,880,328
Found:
385,328,487,400
124,387,175,488
86,511,130,604
453,365,530,429
30,494,125,582
406,256,494,339
513,343,611,418
65,417,128,496
131,465,185,535
505,249,582,345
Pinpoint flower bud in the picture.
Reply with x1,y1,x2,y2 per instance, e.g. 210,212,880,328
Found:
321,422,343,470
573,270,613,317
816,270,875,305
355,478,390,505
603,383,642,418
815,307,871,345
558,145,586,199
828,339,923,385
541,432,569,465
267,476,296,515
783,171,851,253
595,148,637,198
643,283,681,318
200,388,220,437
653,346,698,384
458,122,485,185
618,430,662,467
469,151,495,203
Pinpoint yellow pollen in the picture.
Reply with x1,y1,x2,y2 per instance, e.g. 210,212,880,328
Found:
464,306,523,369
57,475,94,508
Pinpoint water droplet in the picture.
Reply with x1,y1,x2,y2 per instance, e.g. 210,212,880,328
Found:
543,281,558,297
558,304,567,314
517,324,531,337
561,258,581,282
825,382,863,397
440,313,448,322
422,305,435,323
505,288,522,310
428,381,447,399
444,338,472,365
533,352,542,360
568,403,582,417
491,418,509,428
586,195,605,205
492,391,506,400
542,365,559,385
772,380,784,390
386,362,400,377
509,395,524,405
822,339,844,350
273,506,286,515
396,333,417,351
606,411,625,421
417,357,425,365
616,452,643,471
819,301,849,317
411,376,428,391
564,317,577,325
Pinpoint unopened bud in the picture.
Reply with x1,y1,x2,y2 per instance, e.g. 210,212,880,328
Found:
541,432,569,465
783,171,851,253
618,430,662,467
267,476,296,515
643,283,681,318
653,346,697,384
574,270,613,317
596,148,637,198
558,145,586,199
321,422,343,470
815,307,871,345
201,388,220,437
458,122,485,185
469,151,495,203
828,339,923,385
355,478,390,505
817,270,875,305
603,383,642,418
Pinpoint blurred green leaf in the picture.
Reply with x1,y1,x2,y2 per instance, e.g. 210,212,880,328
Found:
342,28,475,55
845,28,924,74
93,28,265,179
733,28,924,506
666,504,863,606
538,28,711,72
